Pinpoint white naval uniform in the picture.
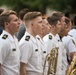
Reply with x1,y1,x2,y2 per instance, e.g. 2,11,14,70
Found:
43,33,57,53
43,33,68,75
55,34,68,75
69,29,76,42
19,32,43,75
36,35,48,75
0,30,20,75
62,35,76,60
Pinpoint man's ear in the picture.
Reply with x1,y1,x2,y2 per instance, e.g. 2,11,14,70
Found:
4,22,9,27
31,23,33,26
65,25,68,29
51,24,55,28
30,21,33,26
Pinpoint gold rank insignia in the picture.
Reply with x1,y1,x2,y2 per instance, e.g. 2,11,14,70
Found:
49,35,52,39
25,36,30,41
2,34,8,39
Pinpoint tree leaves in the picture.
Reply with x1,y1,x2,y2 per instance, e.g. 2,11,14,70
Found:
0,0,76,15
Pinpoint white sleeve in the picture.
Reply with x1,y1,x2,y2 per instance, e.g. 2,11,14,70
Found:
0,42,10,64
19,42,32,64
0,49,2,64
68,39,76,53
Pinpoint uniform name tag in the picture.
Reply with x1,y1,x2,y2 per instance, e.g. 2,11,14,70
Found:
12,48,16,51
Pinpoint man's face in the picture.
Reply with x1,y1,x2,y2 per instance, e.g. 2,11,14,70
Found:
42,19,50,36
32,16,43,36
8,14,20,34
60,16,66,32
55,20,61,34
62,21,72,36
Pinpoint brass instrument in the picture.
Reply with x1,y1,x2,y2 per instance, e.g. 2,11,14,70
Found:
66,39,76,75
66,53,76,75
43,47,59,75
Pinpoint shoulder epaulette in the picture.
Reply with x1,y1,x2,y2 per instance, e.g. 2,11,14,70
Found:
49,35,52,39
72,39,76,46
68,34,73,37
25,36,30,41
2,34,8,39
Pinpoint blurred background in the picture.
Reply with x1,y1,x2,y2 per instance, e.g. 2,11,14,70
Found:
0,0,76,18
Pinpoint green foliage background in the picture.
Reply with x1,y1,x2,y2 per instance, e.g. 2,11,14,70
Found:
0,0,76,15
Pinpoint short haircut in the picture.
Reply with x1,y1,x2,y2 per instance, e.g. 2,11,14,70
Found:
19,8,29,20
65,17,71,26
0,9,4,14
47,15,60,26
23,11,42,23
52,12,64,21
0,10,17,29
73,15,76,26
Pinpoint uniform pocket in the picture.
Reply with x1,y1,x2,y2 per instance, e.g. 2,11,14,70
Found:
32,49,39,66
9,48,19,64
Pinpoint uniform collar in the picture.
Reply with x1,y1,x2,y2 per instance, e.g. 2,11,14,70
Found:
55,34,61,41
1,30,16,42
36,35,44,45
59,35,62,41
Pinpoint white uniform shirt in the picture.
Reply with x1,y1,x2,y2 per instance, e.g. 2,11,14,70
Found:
56,34,68,75
36,35,47,64
69,29,76,42
43,33,68,75
0,30,20,75
19,32,43,75
43,33,57,53
36,35,48,75
62,35,76,60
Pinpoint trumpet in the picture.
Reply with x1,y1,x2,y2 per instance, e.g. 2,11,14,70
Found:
43,47,59,75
